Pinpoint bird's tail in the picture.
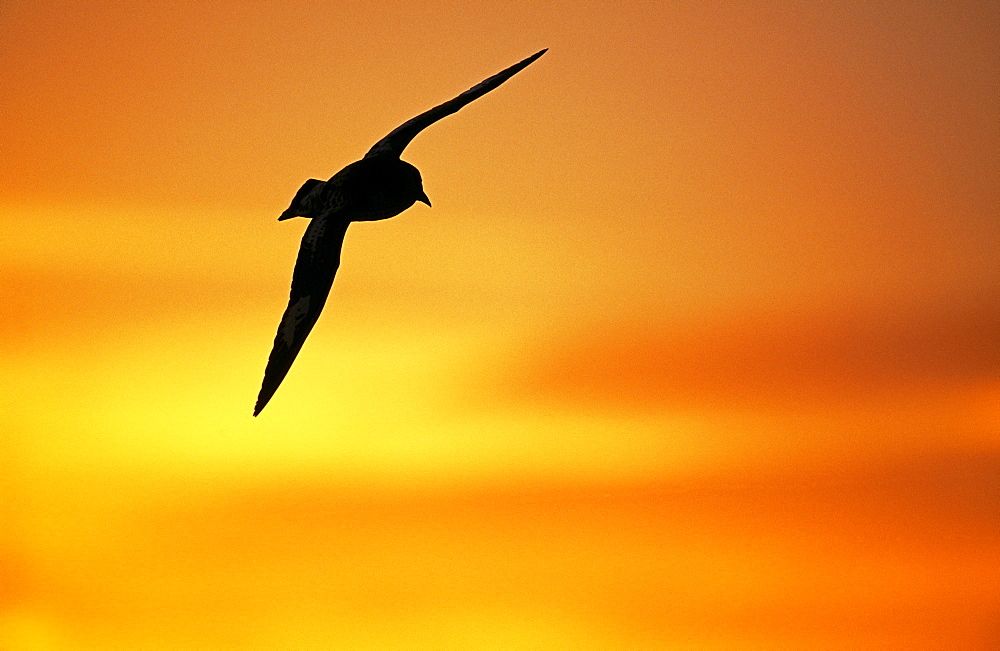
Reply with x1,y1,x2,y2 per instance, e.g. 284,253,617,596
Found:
278,178,325,220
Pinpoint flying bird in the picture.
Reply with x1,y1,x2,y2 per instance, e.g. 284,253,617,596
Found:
254,49,547,416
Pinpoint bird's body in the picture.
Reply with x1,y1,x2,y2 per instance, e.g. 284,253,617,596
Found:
280,158,428,223
254,49,546,416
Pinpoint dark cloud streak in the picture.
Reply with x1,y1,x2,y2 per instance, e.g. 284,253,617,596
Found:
508,299,999,408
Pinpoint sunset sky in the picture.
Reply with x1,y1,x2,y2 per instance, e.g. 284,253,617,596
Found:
2,1,998,648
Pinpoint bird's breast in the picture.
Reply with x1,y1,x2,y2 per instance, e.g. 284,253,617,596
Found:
323,158,421,222
347,189,416,221
343,173,418,221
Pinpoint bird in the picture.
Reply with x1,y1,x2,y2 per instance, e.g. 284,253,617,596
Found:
254,49,547,416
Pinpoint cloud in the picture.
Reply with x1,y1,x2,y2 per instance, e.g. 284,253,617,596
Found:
506,298,999,409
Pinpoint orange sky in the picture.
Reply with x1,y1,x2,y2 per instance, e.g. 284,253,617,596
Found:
2,1,998,649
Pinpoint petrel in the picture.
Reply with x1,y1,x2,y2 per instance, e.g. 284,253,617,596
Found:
254,49,547,415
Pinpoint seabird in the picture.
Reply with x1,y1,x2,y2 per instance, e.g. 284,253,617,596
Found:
254,49,547,415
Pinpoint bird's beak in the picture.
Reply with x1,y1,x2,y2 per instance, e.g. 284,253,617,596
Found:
417,190,431,207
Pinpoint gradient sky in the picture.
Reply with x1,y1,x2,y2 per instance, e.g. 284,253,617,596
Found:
2,1,998,649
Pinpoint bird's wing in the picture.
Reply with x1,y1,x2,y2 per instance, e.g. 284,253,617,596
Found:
364,49,547,159
254,216,351,416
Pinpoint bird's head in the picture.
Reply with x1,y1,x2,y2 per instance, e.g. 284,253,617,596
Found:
400,160,431,207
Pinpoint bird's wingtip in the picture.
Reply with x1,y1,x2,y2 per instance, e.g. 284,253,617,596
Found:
508,49,547,72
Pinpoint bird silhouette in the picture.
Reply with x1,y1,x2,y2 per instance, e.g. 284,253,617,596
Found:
254,49,547,416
